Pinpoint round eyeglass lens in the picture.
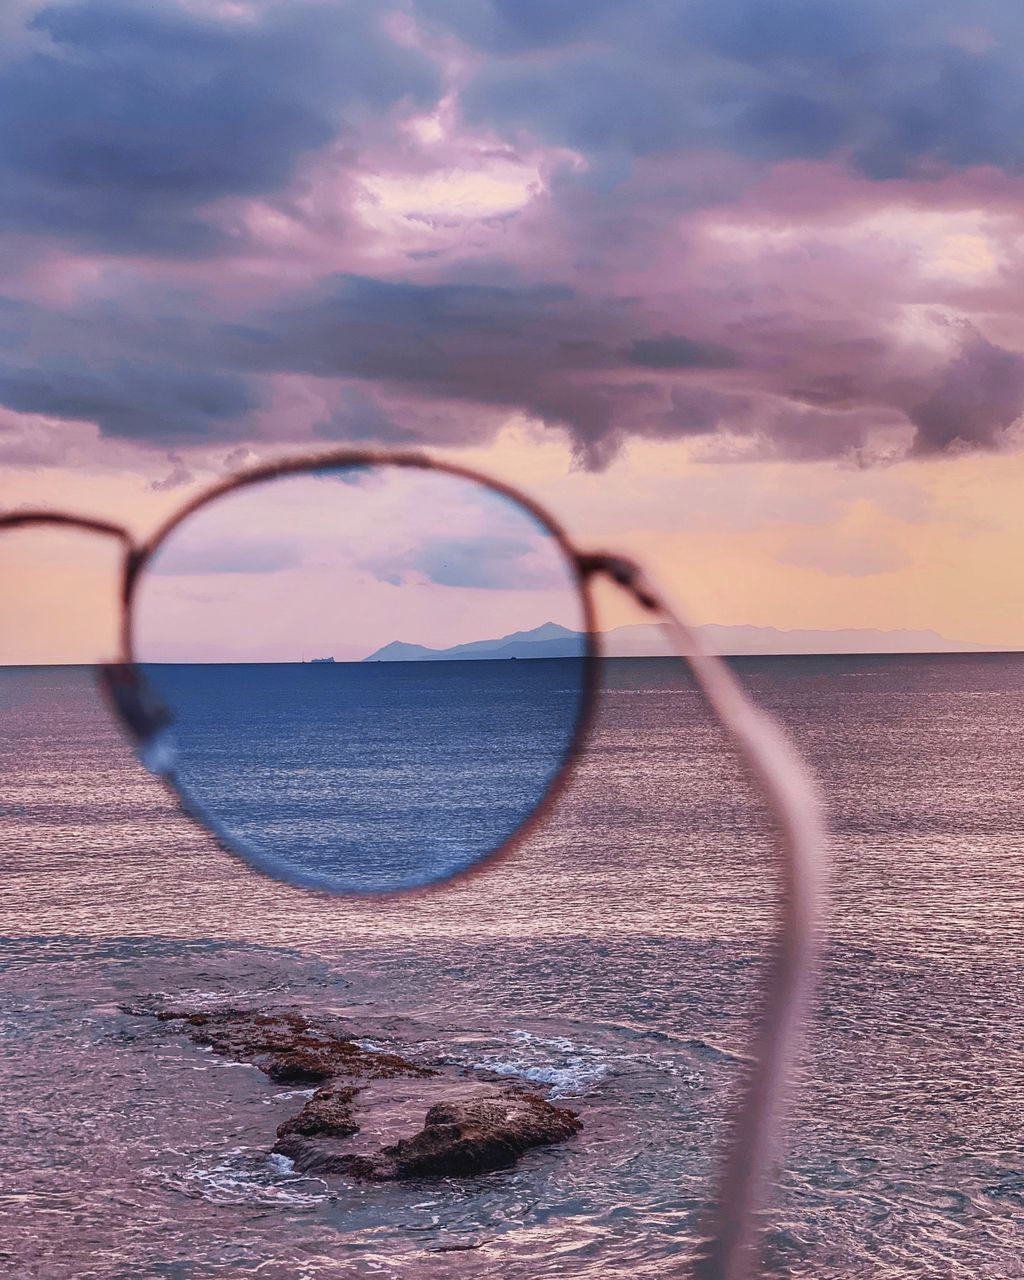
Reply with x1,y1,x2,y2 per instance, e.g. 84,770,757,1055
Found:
130,463,590,893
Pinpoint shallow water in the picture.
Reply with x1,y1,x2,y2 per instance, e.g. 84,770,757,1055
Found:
1,656,1023,1278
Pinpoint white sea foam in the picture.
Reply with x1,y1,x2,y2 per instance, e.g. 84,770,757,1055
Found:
182,1147,330,1209
473,1030,611,1098
140,984,296,1015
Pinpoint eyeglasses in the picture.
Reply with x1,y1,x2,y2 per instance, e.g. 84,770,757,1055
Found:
2,447,825,1280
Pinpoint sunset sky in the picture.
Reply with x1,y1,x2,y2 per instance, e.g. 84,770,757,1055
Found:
3,0,1024,663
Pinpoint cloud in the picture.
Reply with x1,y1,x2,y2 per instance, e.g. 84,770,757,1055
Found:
439,0,1024,176
777,528,908,578
0,406,98,466
221,445,259,472
910,329,1024,455
361,534,565,589
773,495,914,577
0,0,441,254
149,536,301,575
0,258,1016,470
207,273,753,464
413,0,622,55
211,274,649,460
147,450,194,492
0,356,259,441
624,334,738,370
2,0,1024,473
314,385,428,444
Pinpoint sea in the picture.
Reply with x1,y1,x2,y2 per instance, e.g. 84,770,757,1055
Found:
1,655,1022,1279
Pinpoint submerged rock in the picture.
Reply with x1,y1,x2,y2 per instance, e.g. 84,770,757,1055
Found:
126,1002,583,1182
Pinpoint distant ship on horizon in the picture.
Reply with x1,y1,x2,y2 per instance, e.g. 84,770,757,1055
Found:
305,656,336,664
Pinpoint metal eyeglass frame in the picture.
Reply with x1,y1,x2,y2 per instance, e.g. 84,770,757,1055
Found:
1,447,826,1280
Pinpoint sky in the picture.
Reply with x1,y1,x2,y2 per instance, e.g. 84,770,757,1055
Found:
3,0,1024,662
132,465,590,662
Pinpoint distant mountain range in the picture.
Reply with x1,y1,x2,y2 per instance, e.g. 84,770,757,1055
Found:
364,621,583,662
362,621,986,661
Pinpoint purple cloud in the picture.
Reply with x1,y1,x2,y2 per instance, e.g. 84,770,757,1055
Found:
0,0,439,254
1,0,1024,469
910,329,1024,455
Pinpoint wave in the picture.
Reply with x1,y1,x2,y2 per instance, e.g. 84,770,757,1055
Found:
179,1147,332,1209
472,1030,612,1098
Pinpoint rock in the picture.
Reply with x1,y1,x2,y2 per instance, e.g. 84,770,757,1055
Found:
335,1091,582,1181
276,1084,361,1141
126,1001,583,1183
131,1006,436,1085
273,1130,363,1176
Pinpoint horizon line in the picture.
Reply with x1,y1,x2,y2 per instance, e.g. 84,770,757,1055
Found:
3,648,1022,669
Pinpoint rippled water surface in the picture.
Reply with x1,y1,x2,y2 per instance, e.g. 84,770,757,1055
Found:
1,656,1023,1279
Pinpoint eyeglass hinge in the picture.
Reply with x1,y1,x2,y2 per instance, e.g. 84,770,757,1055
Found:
575,552,662,612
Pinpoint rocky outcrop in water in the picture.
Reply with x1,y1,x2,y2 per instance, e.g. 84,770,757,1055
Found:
125,1002,582,1181
329,1091,583,1180
276,1083,361,1141
138,1006,435,1083
275,1087,581,1180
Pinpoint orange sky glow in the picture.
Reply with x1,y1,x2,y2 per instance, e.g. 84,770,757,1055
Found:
3,429,1023,665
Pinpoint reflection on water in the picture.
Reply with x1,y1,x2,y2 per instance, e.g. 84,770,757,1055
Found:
1,656,1023,1278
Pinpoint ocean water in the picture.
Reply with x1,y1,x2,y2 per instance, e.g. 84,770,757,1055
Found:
1,655,1022,1279
134,659,590,893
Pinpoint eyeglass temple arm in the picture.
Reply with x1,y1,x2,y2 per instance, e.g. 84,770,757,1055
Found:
0,510,134,560
580,553,827,1280
0,509,131,538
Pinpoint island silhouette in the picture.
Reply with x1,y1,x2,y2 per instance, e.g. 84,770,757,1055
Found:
361,621,983,662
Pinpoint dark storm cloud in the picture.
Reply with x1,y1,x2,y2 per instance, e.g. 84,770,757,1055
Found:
0,356,259,441
625,335,738,371
434,0,1024,176
665,387,754,436
218,273,744,463
0,0,440,254
313,386,417,443
3,0,1024,470
231,273,583,392
910,331,1024,456
5,267,1021,470
411,0,623,55
0,276,627,459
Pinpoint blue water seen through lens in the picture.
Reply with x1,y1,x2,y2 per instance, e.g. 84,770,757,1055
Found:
131,465,589,892
140,658,588,891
